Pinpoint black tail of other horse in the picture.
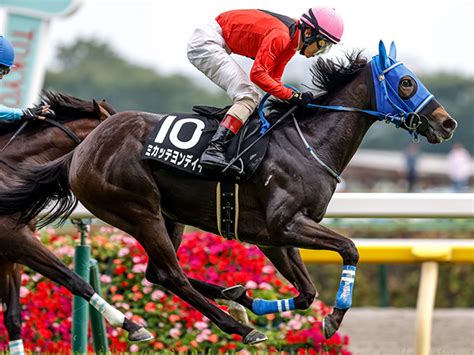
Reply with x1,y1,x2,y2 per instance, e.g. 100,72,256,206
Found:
0,152,76,227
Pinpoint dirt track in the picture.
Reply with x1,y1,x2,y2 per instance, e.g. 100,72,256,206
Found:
339,308,474,355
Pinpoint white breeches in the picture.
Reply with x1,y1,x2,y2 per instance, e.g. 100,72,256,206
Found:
187,20,261,123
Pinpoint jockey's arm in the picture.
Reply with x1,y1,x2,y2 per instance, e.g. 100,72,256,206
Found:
0,105,22,121
250,30,294,101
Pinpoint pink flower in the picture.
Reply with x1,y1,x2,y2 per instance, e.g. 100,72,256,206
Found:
262,265,274,274
245,280,258,289
118,247,130,257
151,290,165,301
258,282,272,290
100,275,112,283
169,327,181,339
288,318,303,330
20,286,30,297
129,344,139,352
132,263,146,273
194,321,208,330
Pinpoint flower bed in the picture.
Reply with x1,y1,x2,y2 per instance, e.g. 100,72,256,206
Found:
0,227,350,353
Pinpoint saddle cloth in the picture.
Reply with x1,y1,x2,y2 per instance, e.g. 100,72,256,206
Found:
140,106,271,181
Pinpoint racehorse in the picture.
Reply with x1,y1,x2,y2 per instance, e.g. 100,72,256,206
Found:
0,92,152,351
0,42,457,344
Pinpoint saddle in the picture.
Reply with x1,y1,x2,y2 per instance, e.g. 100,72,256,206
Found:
140,105,271,182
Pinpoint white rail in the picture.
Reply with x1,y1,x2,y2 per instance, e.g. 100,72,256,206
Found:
69,193,474,219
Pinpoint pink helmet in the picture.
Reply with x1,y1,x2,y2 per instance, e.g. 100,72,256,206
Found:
301,7,344,43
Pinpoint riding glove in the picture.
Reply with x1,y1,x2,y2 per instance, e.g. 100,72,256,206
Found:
21,106,55,121
288,91,314,107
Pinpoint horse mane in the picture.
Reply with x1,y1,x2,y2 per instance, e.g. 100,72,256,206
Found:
0,91,114,134
267,50,368,120
310,49,368,94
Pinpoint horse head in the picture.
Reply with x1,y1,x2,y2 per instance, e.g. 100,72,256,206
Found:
0,91,117,163
372,40,457,143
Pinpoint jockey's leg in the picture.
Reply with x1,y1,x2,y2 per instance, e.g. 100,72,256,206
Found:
200,98,256,172
187,20,261,172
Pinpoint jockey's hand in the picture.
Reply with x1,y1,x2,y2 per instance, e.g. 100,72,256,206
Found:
21,105,55,121
288,91,314,107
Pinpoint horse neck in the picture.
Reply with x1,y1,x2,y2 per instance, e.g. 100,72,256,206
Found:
301,67,376,175
0,118,99,166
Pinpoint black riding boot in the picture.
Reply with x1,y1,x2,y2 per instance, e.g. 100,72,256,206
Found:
200,125,240,173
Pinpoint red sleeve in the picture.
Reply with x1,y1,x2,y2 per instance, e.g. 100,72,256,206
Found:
249,30,293,100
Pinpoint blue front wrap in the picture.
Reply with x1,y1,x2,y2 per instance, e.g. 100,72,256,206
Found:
335,265,356,309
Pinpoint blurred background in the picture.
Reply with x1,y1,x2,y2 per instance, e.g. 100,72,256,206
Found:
0,1,472,354
1,0,473,193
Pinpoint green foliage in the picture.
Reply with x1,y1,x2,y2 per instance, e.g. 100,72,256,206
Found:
44,39,230,113
44,39,472,153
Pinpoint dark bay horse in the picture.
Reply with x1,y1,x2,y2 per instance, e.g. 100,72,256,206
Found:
0,92,152,350
0,43,457,344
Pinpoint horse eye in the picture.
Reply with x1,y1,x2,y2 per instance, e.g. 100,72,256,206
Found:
402,79,411,87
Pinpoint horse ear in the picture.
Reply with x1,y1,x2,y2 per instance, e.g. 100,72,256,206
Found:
93,99,111,119
378,40,390,69
388,41,397,61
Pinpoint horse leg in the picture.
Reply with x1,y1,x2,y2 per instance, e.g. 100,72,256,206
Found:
243,246,318,315
162,217,253,307
155,218,251,324
117,209,265,344
0,262,24,355
10,227,153,342
275,213,359,339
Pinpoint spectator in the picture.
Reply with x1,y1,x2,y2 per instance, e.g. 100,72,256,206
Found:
447,143,471,192
404,143,420,192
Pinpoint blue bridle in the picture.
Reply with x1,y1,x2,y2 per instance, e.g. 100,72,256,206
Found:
259,40,435,141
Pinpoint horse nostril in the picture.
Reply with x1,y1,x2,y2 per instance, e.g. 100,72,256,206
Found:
442,118,457,131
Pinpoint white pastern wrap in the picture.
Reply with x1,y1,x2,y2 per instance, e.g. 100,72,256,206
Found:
9,339,25,355
90,293,125,327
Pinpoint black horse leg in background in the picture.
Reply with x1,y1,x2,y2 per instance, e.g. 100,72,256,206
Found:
157,217,254,309
125,210,265,343
258,246,318,310
0,262,22,342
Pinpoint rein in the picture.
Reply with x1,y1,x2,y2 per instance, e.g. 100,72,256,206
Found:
0,117,88,152
43,118,82,144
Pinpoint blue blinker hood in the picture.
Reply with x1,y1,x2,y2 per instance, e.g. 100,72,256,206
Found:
371,40,434,117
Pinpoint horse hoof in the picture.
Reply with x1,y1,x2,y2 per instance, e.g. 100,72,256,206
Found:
228,301,249,325
243,329,267,345
128,327,154,342
222,285,246,300
322,314,339,339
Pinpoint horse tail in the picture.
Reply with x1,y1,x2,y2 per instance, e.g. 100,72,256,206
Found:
0,152,76,228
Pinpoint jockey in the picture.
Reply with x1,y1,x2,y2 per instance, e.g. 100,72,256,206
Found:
0,36,51,122
187,7,344,172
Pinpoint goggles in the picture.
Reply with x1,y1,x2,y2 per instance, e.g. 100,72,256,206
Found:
314,35,333,55
0,66,11,76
